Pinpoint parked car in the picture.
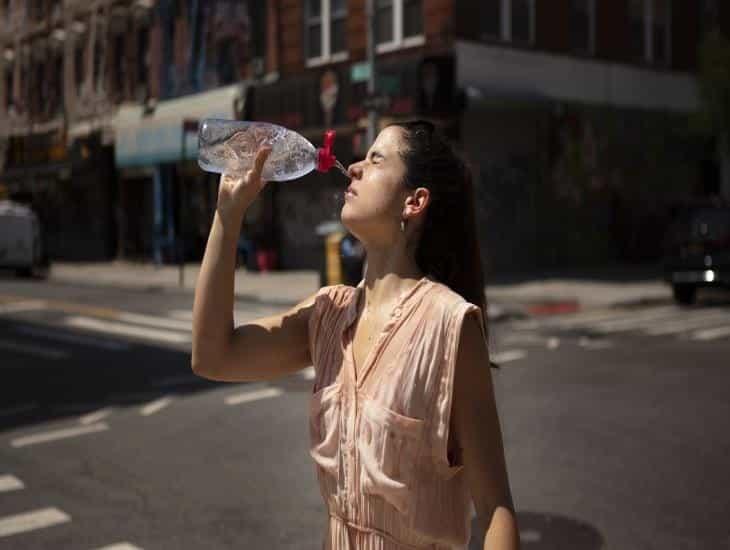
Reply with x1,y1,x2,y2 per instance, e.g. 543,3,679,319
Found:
662,203,730,304
0,200,50,278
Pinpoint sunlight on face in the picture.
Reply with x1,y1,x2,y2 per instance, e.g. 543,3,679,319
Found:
341,126,409,242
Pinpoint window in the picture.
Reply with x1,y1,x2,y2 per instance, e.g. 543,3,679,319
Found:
629,0,671,65
136,26,149,101
376,0,423,52
305,0,347,64
569,0,596,54
74,40,85,91
700,0,719,37
4,65,13,111
112,33,127,101
653,0,671,66
479,0,535,44
629,0,646,60
481,0,501,38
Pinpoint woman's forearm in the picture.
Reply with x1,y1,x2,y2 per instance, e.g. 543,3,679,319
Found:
191,208,244,374
483,505,520,550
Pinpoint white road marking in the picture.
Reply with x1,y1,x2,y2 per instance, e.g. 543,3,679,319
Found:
167,310,193,320
547,337,560,350
0,403,37,418
691,325,730,341
117,312,192,332
591,308,685,333
11,423,109,448
94,544,144,550
79,407,113,425
645,310,730,335
550,306,679,330
491,350,528,364
225,387,283,406
0,339,69,360
0,475,24,493
578,337,614,350
14,325,129,351
300,366,316,380
0,507,70,537
64,316,190,344
0,300,48,315
520,529,542,543
140,397,173,416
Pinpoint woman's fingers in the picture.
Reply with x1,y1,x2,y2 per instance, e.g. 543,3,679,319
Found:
253,146,272,179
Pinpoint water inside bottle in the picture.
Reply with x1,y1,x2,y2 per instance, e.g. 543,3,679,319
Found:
334,159,349,178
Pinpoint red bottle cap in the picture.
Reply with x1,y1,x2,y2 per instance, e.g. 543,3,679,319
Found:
316,130,337,172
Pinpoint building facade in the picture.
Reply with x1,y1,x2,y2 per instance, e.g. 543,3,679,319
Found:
1,1,727,272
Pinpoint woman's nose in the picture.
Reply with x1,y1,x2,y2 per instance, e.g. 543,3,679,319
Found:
347,162,362,179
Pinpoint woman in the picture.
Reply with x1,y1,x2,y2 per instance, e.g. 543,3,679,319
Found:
192,120,519,549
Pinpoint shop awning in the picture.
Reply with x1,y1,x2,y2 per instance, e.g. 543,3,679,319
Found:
112,83,246,168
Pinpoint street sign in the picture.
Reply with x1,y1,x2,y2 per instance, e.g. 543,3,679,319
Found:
351,62,371,83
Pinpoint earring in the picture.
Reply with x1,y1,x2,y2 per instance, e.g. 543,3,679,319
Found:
400,219,405,233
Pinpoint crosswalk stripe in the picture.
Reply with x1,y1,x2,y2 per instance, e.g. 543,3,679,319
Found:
0,300,48,315
547,306,677,328
491,350,528,363
0,339,69,360
0,475,24,492
117,312,191,332
0,507,70,537
590,309,686,333
140,397,173,416
64,316,190,344
79,408,113,425
11,423,109,448
645,310,730,335
94,544,144,550
225,387,283,406
691,325,730,341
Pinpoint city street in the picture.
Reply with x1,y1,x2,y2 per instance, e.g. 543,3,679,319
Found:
1,277,729,549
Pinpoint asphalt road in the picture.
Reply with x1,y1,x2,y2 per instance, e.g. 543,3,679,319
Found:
0,277,729,550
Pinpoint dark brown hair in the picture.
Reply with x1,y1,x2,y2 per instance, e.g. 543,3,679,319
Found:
388,120,497,369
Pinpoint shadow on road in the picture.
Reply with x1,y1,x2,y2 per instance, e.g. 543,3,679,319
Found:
0,317,315,434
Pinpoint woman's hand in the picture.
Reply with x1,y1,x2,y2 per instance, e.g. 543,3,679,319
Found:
216,146,272,226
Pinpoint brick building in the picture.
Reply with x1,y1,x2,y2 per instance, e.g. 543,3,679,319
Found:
253,0,728,272
0,1,726,271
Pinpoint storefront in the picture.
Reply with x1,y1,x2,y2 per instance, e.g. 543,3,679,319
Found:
112,83,254,263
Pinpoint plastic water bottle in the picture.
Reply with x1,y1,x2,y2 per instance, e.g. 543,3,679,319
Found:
197,119,346,181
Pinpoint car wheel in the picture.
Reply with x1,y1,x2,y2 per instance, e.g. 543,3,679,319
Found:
673,284,697,305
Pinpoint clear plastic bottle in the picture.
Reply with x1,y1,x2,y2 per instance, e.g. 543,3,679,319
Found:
197,119,340,181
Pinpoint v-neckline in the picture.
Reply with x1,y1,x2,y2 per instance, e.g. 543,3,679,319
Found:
343,276,431,388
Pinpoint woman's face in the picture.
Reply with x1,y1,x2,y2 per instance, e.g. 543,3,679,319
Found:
341,126,409,243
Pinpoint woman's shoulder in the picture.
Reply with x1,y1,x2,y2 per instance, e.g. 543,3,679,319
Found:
314,283,358,308
425,278,476,315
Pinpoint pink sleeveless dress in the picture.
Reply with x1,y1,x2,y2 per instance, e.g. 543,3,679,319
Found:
307,276,486,549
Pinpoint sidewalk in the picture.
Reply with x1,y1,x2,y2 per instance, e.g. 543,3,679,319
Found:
47,261,673,320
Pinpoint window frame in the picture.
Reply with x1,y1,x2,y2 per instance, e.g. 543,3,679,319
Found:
375,0,425,54
630,0,672,66
305,0,349,67
569,0,596,55
479,0,536,46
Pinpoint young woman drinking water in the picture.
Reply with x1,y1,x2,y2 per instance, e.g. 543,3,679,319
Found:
192,120,519,550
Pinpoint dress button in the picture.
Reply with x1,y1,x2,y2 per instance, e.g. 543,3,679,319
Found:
393,307,402,317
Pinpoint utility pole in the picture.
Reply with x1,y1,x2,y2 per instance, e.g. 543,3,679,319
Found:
366,0,377,146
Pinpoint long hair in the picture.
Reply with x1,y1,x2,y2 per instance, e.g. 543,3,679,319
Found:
387,120,498,369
